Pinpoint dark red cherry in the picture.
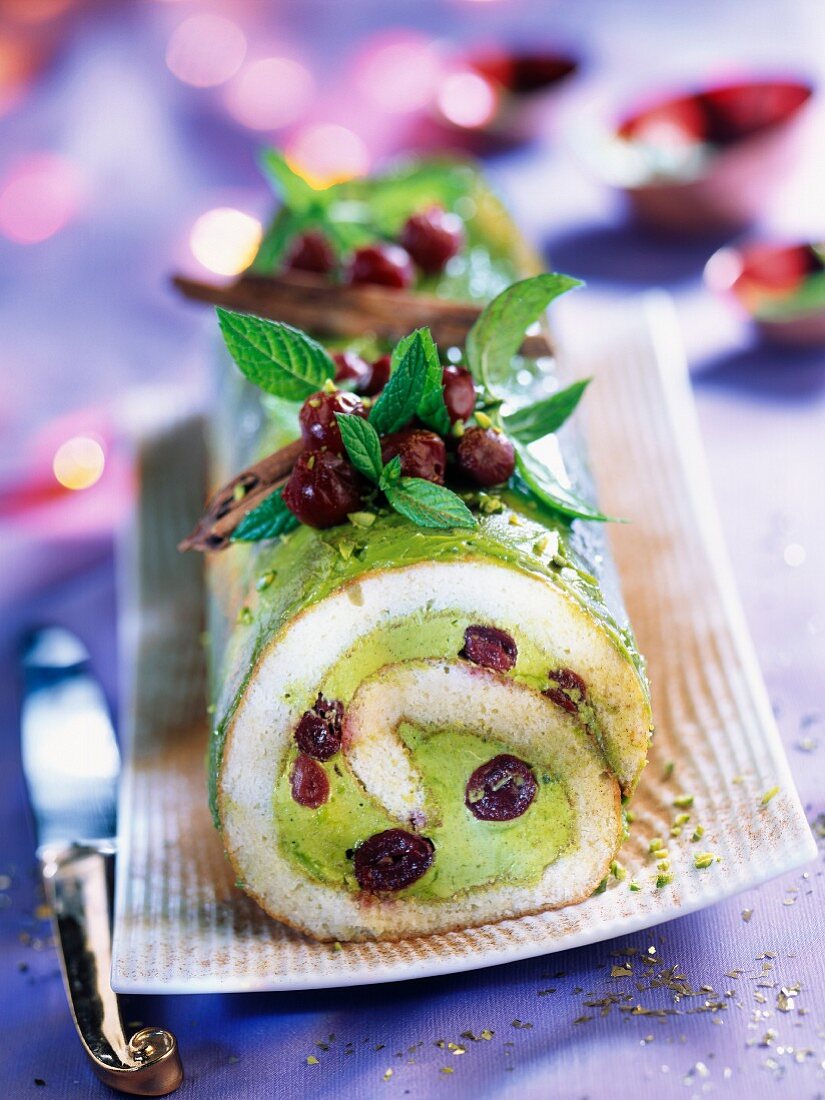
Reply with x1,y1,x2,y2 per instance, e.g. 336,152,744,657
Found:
299,388,367,454
465,754,537,821
347,243,414,289
380,428,447,485
290,754,330,808
352,829,435,892
283,231,336,275
442,365,476,423
543,667,587,715
294,695,343,760
357,354,392,397
400,206,465,274
460,625,517,671
333,351,371,389
282,450,365,528
456,427,515,487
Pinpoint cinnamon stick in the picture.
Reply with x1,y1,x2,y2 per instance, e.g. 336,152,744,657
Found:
172,272,554,359
179,438,303,552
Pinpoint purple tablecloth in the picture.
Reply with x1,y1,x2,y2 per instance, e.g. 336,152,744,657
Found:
2,3,823,1097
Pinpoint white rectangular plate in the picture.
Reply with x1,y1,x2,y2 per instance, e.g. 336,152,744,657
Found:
112,296,815,994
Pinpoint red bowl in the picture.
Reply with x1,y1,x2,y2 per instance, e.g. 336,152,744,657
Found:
602,77,814,233
434,47,580,145
705,239,825,345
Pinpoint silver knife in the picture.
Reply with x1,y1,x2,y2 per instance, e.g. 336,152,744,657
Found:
20,626,183,1097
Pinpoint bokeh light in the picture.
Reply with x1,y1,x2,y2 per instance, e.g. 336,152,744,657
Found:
0,154,83,243
52,436,105,491
355,34,442,114
165,14,246,89
285,124,369,189
225,57,314,130
0,0,73,23
189,207,262,276
437,70,498,128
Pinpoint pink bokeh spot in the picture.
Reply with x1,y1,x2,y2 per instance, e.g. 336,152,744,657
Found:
437,70,498,128
225,56,314,131
0,153,84,243
355,32,443,114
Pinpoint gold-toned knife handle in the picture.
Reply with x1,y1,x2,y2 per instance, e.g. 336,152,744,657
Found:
40,845,183,1096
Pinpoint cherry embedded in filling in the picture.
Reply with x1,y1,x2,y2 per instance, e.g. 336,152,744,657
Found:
460,624,518,672
294,694,344,760
380,428,447,485
282,450,365,528
299,388,367,454
400,207,465,274
543,667,587,714
442,365,476,423
283,231,336,275
456,426,516,487
346,243,415,290
471,51,578,96
352,829,435,892
465,754,538,821
290,754,330,809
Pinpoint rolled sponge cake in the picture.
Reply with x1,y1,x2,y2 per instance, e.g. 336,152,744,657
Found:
211,534,650,940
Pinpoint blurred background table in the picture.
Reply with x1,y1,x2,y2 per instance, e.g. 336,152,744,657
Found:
1,1,823,1097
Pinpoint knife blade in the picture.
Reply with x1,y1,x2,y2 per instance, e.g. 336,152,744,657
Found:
20,626,183,1097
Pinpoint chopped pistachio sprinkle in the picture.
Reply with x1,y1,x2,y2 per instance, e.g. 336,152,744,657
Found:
348,511,376,529
694,852,717,870
674,813,691,826
691,825,705,842
256,570,276,591
663,761,675,780
306,1056,319,1066
761,786,781,806
383,1069,393,1081
475,410,493,429
236,606,253,625
673,794,694,809
592,877,608,895
656,873,673,889
611,860,627,881
648,837,665,854
629,881,641,892
232,483,247,502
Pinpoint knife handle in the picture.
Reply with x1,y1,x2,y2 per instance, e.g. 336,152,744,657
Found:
41,845,183,1097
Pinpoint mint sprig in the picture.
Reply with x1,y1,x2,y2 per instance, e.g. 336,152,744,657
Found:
465,273,582,397
503,379,591,445
513,444,613,523
368,329,430,435
231,487,299,542
335,413,383,483
384,478,476,530
217,308,335,400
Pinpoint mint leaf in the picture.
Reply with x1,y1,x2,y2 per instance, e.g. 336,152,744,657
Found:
415,330,452,436
231,487,299,542
503,379,591,444
336,414,383,483
384,477,476,530
465,273,582,395
369,329,430,435
379,455,402,491
217,308,335,400
514,443,612,522
259,149,319,214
